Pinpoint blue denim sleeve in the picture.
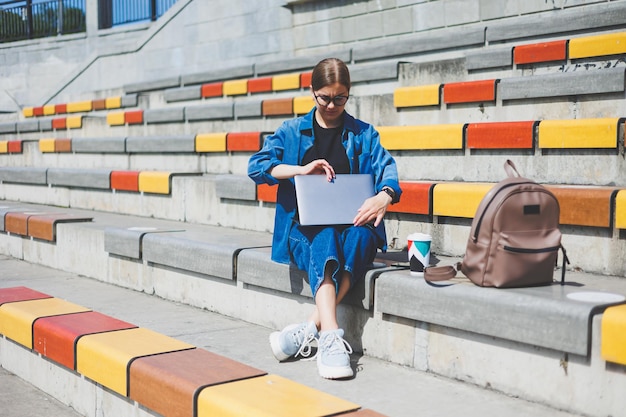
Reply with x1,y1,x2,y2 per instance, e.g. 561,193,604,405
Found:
248,129,286,186
367,126,403,203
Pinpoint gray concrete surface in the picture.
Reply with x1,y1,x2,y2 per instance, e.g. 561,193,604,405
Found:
0,255,583,417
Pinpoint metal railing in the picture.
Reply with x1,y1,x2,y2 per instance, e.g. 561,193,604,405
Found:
0,0,179,43
0,0,86,42
99,0,178,29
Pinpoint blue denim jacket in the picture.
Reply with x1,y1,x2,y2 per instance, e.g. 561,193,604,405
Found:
248,109,402,265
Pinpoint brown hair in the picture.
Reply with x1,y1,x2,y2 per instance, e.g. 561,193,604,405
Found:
310,58,351,91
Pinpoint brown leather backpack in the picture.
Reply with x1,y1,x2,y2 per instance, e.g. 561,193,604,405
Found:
425,160,569,288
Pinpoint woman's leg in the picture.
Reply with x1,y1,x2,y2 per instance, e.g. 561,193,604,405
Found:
308,269,351,331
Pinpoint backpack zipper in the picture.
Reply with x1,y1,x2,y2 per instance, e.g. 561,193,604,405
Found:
503,245,561,254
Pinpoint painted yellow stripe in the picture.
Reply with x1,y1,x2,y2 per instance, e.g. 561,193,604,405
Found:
377,124,464,150
76,327,194,396
23,107,34,117
39,138,56,153
394,84,441,107
0,298,90,349
601,304,626,366
538,118,620,149
66,100,93,113
615,190,626,229
223,79,248,96
569,32,626,59
107,112,126,126
196,132,227,152
66,115,83,129
0,141,8,153
197,374,359,417
433,182,494,218
272,73,301,91
105,96,122,109
43,104,56,116
293,95,315,115
138,171,171,194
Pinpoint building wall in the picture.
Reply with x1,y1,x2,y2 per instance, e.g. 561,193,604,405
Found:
0,0,617,109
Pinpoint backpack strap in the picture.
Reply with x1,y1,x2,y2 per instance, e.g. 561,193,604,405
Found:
504,159,521,178
559,244,570,285
424,262,463,282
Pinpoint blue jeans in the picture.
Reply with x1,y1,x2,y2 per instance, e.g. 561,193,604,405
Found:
288,224,378,297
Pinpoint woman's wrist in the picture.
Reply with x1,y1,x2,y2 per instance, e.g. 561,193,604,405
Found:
381,186,395,203
378,189,393,205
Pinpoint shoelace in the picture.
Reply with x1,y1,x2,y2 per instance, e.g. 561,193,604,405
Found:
292,327,318,359
318,331,353,358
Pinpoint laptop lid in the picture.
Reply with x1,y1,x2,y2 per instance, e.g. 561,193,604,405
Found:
294,174,375,226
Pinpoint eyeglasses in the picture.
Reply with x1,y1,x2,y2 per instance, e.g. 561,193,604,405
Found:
314,93,349,107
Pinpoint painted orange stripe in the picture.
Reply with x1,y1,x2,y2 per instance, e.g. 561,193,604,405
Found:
443,79,497,104
111,171,140,192
125,110,143,125
466,121,535,149
201,82,223,98
388,181,433,215
0,286,52,306
227,132,262,152
7,141,22,153
257,183,277,203
248,77,273,93
300,72,312,88
52,118,67,130
514,40,567,64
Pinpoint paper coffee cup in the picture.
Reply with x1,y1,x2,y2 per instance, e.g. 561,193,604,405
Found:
408,233,432,277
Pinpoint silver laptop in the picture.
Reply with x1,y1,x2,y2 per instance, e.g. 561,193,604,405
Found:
294,174,375,226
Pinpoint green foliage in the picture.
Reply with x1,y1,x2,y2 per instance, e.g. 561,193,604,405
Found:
0,9,25,42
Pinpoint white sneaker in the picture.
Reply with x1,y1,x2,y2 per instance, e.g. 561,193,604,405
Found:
317,328,353,379
269,321,318,361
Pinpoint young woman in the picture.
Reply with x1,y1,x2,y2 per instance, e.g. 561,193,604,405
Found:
248,58,401,379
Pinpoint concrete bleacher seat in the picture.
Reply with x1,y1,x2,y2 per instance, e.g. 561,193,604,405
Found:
485,2,626,43
0,285,377,417
126,134,196,153
143,107,186,124
47,168,112,189
375,269,625,356
71,136,127,153
0,167,47,184
500,67,625,101
237,246,396,310
180,64,255,86
351,25,485,62
124,76,181,94
465,47,512,71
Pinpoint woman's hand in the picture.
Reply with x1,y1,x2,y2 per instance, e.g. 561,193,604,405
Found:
269,159,335,180
353,191,392,227
300,159,335,181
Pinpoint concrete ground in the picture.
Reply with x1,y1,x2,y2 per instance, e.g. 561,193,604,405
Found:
0,255,583,417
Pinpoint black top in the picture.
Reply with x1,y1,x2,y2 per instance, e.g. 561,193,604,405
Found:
301,113,350,174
